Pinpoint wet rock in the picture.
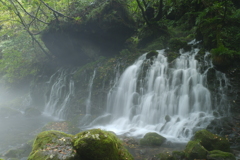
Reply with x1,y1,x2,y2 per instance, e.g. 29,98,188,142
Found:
184,140,208,159
28,130,78,160
146,50,158,60
192,129,230,152
207,150,236,160
140,132,166,146
165,115,171,122
73,129,133,160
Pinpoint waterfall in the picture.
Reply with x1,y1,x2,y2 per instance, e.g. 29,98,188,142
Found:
92,49,221,142
43,69,75,120
86,70,96,115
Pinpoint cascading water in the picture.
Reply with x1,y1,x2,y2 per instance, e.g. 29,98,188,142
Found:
81,70,97,125
86,70,96,115
92,49,220,142
43,69,75,120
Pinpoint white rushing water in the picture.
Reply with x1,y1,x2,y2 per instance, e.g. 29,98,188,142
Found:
43,69,75,120
86,70,96,115
92,49,217,142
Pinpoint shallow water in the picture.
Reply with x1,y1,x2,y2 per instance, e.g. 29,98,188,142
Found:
0,114,53,154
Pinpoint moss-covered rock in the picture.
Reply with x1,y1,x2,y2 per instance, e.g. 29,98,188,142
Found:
28,130,78,160
140,132,166,146
165,51,179,63
207,150,236,160
146,50,158,59
168,38,191,52
184,140,208,159
73,129,133,160
28,129,133,160
156,152,176,160
193,129,230,152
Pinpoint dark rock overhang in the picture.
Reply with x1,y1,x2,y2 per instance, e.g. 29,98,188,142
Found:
41,0,136,66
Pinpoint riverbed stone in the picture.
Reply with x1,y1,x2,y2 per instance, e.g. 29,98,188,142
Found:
140,132,166,146
193,129,230,152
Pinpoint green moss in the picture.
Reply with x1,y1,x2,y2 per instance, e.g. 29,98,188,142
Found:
165,51,179,63
73,129,133,160
140,132,166,146
184,140,208,159
207,150,236,160
156,152,176,160
146,50,158,59
172,151,185,159
28,130,77,160
31,130,73,152
193,129,230,152
168,38,190,52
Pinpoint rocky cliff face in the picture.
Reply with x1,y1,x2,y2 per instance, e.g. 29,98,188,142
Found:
41,0,136,65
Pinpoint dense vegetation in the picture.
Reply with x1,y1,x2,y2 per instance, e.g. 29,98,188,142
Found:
0,0,240,84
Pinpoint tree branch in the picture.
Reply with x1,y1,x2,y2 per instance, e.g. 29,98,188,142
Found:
14,0,49,24
28,4,42,28
142,0,148,8
154,0,163,21
9,0,51,58
39,0,74,20
136,0,150,26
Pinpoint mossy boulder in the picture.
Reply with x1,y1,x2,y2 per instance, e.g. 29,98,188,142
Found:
24,107,41,117
73,129,133,160
140,132,166,146
185,140,208,159
207,150,236,160
193,129,230,152
28,129,133,160
28,130,78,160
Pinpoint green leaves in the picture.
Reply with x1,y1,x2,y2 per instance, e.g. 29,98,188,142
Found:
0,31,39,83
